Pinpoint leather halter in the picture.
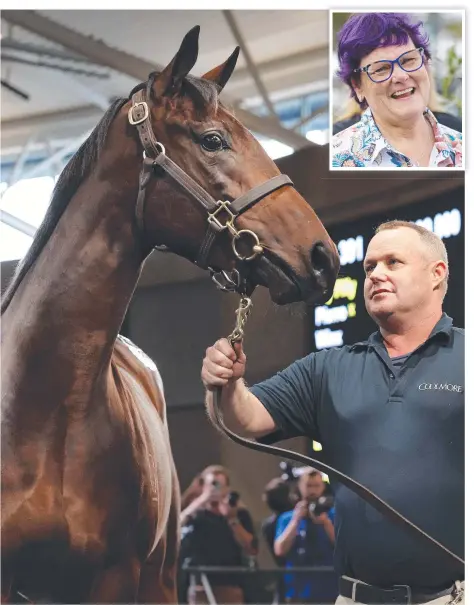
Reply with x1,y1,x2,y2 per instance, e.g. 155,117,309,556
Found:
128,89,293,291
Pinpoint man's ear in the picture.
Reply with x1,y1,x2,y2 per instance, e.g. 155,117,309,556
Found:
153,25,200,98
432,260,448,290
201,47,240,92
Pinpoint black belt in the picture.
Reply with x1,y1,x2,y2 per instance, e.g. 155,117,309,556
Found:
339,576,455,604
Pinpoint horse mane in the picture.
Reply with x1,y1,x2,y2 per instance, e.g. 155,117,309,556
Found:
0,97,128,314
0,74,219,315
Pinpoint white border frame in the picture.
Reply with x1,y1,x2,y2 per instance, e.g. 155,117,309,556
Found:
329,9,465,172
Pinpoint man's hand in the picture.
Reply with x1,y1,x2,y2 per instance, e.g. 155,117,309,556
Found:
292,500,308,522
309,511,330,525
221,500,239,520
202,339,247,388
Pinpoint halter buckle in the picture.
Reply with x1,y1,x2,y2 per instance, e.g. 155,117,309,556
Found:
208,201,236,232
128,101,149,126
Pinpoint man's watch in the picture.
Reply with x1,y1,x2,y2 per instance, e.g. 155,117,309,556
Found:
229,519,240,527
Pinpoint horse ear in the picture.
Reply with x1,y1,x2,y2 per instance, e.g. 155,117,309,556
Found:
202,47,240,91
154,25,200,96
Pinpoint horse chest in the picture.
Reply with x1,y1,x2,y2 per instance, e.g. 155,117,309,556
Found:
62,372,173,560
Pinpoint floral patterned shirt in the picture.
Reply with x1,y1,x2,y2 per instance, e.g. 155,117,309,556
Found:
331,108,462,168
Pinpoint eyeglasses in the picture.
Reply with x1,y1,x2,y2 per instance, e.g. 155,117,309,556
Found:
354,47,425,83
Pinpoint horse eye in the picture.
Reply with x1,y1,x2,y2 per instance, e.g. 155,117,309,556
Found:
201,133,224,152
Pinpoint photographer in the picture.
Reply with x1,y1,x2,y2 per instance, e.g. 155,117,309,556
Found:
180,465,257,604
274,469,337,604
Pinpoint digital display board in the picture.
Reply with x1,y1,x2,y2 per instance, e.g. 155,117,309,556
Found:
311,189,464,352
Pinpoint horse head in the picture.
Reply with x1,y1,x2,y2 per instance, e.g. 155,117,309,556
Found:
122,26,339,305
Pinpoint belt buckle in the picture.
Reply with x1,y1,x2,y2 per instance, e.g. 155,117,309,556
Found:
351,579,361,601
394,584,412,604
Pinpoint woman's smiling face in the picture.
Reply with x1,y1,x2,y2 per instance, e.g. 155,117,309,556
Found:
353,41,430,125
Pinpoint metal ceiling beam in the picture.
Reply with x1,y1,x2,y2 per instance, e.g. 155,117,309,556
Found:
1,37,100,64
2,105,101,135
2,10,311,150
291,104,328,131
231,44,329,86
43,139,65,177
8,135,36,185
0,210,37,238
21,130,92,180
65,76,111,111
222,10,279,120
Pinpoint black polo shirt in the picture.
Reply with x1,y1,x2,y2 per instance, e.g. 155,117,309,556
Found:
250,314,464,591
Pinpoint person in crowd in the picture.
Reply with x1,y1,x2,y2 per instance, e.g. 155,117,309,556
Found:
274,469,337,604
331,13,462,167
261,478,295,566
202,221,464,605
261,478,296,602
180,465,257,604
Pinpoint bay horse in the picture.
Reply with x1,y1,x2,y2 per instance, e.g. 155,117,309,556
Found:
1,26,339,604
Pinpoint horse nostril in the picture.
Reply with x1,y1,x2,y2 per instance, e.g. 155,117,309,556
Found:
310,241,332,276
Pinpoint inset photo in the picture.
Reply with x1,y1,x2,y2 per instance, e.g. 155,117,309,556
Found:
330,11,463,169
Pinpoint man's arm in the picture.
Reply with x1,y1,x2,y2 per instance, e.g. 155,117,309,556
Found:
179,493,207,525
228,514,257,555
323,517,335,544
202,339,325,442
205,378,276,438
274,502,307,557
308,510,335,545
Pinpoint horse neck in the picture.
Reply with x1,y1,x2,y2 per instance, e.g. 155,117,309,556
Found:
3,167,145,406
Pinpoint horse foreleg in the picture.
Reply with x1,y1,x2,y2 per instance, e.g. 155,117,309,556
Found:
89,556,141,604
137,470,180,604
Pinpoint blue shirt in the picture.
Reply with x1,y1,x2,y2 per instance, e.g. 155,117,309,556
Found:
275,508,337,600
331,108,463,168
251,314,464,591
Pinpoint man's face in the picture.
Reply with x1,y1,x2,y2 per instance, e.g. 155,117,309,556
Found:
299,474,325,501
204,471,229,502
363,227,443,323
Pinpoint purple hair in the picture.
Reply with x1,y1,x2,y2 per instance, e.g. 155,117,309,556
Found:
336,13,431,106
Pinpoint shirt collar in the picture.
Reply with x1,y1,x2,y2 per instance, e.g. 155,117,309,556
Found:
349,313,453,351
359,107,459,167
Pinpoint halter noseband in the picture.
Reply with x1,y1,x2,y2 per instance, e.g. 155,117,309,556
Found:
128,89,294,294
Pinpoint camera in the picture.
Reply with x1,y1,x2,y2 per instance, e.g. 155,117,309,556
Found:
228,491,240,507
309,495,334,516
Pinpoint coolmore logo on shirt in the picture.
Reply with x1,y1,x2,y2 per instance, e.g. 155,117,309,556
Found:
418,383,463,392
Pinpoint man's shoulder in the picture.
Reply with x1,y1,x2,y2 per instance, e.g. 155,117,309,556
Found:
450,326,465,348
283,345,368,375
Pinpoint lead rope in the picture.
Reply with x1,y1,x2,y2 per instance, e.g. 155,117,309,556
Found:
210,296,464,572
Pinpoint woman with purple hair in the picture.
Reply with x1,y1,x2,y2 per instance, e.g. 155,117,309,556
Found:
332,13,462,168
